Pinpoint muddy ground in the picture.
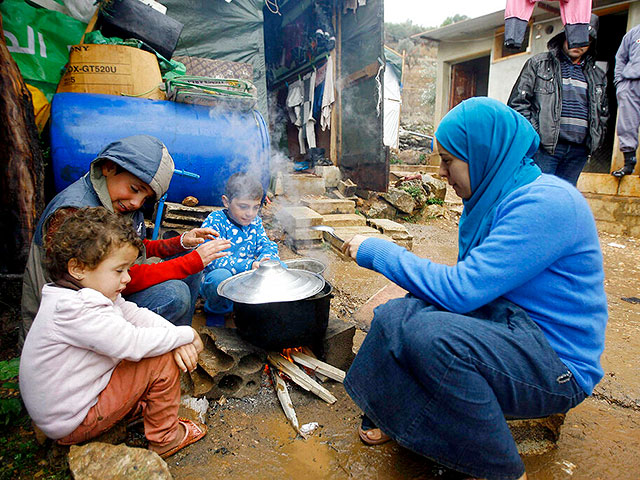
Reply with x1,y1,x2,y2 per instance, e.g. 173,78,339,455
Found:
167,216,640,480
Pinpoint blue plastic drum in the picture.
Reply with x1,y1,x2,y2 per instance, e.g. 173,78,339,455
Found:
50,92,271,206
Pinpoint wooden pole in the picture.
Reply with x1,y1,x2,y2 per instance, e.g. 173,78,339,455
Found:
0,12,45,274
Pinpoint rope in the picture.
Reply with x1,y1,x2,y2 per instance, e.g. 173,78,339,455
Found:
265,0,281,15
120,83,163,98
375,63,383,117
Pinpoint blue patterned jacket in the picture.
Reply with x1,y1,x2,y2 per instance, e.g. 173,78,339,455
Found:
201,209,279,275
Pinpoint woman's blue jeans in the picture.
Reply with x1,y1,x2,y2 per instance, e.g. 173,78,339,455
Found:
200,268,234,315
124,272,202,326
344,296,586,480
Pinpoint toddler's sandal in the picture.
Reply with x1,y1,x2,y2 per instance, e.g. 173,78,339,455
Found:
160,418,207,458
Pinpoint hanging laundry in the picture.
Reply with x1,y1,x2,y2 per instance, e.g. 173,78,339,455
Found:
504,0,592,49
320,56,335,131
286,71,317,155
344,0,366,15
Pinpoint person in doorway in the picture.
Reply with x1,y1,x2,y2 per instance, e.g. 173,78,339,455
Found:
20,207,207,457
508,14,609,185
611,24,640,177
199,172,280,326
20,135,231,344
341,98,607,480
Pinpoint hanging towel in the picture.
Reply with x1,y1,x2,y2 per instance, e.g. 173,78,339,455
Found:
321,56,335,131
286,72,317,154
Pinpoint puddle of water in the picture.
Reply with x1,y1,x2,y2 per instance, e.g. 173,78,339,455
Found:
169,383,640,480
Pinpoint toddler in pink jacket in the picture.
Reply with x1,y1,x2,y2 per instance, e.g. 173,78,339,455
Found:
20,207,207,458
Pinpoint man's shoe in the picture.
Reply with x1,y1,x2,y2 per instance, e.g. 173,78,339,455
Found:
612,163,636,177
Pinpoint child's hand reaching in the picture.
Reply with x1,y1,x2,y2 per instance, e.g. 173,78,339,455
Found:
173,329,205,373
195,238,232,266
251,256,271,269
182,227,219,248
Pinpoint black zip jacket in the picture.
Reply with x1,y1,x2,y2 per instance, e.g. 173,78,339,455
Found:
507,33,609,155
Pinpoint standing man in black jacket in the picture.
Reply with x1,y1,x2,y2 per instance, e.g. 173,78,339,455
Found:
508,14,609,185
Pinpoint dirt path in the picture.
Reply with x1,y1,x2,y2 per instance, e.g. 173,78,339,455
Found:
168,217,640,480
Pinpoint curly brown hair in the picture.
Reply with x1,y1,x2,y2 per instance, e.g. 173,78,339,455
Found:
45,207,143,281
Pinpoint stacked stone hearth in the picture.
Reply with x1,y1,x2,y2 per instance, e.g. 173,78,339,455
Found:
183,318,356,400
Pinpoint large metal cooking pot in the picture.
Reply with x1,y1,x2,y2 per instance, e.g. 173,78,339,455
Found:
217,261,332,350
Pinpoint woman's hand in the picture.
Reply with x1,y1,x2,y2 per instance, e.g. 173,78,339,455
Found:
342,234,368,261
195,238,231,266
172,329,204,373
182,227,219,248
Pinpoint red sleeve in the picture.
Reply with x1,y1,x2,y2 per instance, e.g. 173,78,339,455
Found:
123,250,204,294
143,235,185,259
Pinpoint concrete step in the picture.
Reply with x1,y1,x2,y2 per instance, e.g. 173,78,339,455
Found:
367,218,410,237
578,173,640,238
276,206,323,232
301,196,356,215
283,173,325,198
321,213,367,228
390,165,440,176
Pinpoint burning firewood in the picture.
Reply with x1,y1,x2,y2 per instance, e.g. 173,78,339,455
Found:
290,352,346,383
268,367,304,438
267,353,337,404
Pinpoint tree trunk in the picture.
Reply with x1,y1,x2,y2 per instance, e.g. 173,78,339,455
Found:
0,12,45,274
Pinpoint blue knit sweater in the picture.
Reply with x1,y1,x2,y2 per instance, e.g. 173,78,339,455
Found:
201,210,279,275
357,175,607,395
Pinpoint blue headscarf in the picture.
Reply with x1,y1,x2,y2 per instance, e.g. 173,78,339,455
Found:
435,98,541,261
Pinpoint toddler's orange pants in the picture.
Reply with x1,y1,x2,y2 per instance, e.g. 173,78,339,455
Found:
57,352,180,447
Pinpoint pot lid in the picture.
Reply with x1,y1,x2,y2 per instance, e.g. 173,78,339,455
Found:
217,260,325,304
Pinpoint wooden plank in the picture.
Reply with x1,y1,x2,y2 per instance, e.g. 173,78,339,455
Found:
340,61,381,89
291,352,346,383
267,353,337,404
269,367,303,437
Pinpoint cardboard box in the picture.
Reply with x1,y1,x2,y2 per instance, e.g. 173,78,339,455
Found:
56,44,165,100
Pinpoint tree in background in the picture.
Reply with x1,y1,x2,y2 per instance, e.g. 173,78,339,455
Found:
441,14,469,26
384,20,438,131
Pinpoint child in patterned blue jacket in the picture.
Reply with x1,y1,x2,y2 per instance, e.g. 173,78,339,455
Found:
200,172,280,325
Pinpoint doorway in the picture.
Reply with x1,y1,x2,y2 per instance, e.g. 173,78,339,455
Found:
449,55,490,110
584,9,628,173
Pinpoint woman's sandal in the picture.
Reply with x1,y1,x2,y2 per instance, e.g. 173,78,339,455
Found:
159,418,207,459
358,414,391,446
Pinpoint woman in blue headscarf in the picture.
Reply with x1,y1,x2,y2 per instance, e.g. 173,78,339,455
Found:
341,98,607,480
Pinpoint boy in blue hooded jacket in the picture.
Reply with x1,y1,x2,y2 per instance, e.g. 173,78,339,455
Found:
20,135,231,344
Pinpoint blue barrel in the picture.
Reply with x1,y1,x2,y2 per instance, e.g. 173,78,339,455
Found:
50,92,270,206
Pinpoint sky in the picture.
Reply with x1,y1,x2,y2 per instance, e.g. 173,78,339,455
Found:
384,0,507,29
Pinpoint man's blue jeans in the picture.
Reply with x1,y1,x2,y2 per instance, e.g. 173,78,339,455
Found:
533,142,588,186
344,296,586,480
125,272,202,326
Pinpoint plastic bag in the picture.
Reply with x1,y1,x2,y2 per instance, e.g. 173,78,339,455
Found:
1,0,87,98
84,30,186,80
63,0,97,23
